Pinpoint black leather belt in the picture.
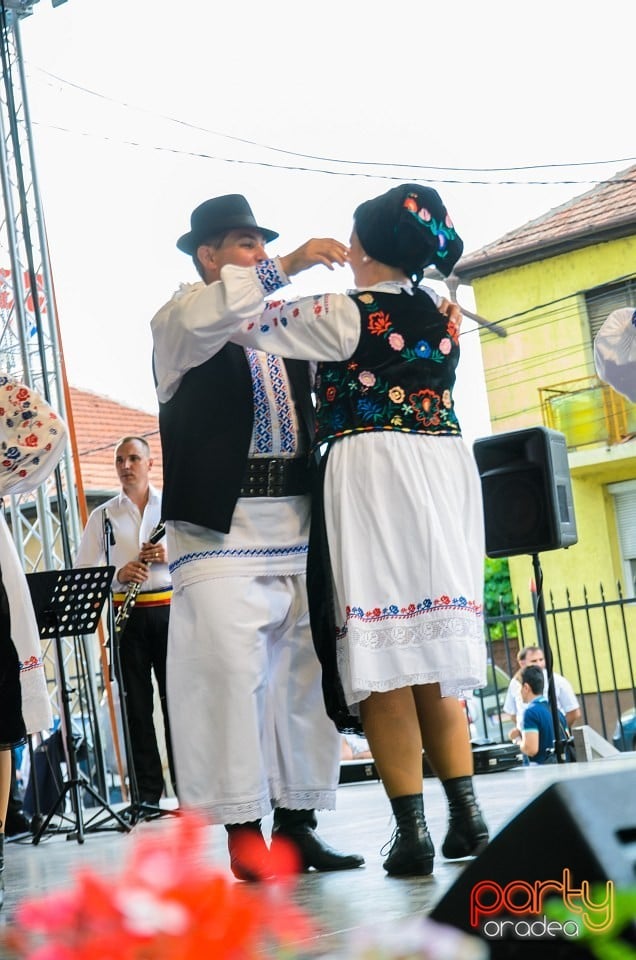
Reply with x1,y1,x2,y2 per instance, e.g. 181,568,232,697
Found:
239,457,309,497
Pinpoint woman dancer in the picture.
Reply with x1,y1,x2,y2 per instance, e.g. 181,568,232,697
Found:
0,377,67,905
222,183,489,876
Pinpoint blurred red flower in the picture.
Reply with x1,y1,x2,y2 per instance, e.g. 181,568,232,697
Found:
4,813,313,959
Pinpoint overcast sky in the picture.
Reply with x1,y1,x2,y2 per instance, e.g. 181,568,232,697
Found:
14,0,635,443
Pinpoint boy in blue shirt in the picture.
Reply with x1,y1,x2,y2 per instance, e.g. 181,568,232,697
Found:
517,665,560,764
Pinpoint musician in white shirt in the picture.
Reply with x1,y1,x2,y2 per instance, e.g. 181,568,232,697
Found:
75,436,174,806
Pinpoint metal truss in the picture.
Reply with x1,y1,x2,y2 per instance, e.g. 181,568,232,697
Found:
0,6,108,803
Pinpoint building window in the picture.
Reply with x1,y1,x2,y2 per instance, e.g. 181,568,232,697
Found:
586,278,636,342
608,480,636,598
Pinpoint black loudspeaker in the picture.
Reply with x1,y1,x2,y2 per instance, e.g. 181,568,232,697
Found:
430,769,636,958
473,426,578,558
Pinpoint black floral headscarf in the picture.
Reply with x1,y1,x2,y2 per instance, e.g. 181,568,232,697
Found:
354,183,463,285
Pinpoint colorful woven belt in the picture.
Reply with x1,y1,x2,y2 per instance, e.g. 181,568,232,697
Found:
113,589,172,607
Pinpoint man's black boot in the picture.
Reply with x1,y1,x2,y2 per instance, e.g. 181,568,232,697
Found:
383,793,434,877
225,820,271,882
441,775,489,859
271,808,364,871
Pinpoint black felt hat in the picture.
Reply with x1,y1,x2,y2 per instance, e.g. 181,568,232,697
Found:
354,184,463,280
176,194,279,255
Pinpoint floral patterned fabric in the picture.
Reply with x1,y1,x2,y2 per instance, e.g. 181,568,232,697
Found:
315,288,461,446
0,378,67,739
0,377,66,495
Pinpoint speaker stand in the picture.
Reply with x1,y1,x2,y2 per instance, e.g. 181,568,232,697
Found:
531,552,569,763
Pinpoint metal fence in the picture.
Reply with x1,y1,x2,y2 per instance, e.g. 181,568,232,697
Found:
481,581,636,750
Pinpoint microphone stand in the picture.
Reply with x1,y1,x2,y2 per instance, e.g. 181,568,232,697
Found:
102,511,143,811
102,512,116,682
531,552,569,763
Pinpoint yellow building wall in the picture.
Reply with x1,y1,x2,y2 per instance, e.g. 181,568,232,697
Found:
506,467,634,693
472,236,636,432
467,235,636,695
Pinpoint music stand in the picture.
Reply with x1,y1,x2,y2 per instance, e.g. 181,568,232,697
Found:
26,567,131,844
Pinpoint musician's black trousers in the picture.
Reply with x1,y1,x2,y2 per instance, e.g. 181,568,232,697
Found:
116,604,176,803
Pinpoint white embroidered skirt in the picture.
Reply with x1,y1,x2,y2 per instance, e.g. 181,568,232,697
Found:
322,431,487,711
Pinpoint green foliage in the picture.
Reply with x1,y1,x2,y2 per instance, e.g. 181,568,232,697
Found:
544,887,636,959
484,556,518,641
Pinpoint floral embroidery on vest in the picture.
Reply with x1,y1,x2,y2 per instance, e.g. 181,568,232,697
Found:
315,289,461,446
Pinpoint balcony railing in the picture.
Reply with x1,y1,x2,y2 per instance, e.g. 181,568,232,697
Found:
540,376,636,449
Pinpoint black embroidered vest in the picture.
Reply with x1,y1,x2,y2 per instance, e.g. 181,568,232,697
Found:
314,288,461,446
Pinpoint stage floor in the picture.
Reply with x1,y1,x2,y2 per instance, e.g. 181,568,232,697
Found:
1,753,635,957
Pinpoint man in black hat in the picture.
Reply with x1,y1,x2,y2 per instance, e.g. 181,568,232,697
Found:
151,195,362,880
171,183,487,880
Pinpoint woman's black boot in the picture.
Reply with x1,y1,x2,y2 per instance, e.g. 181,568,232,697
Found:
383,794,434,877
441,775,489,859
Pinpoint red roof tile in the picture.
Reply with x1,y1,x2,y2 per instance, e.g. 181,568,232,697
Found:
67,386,162,495
455,163,636,280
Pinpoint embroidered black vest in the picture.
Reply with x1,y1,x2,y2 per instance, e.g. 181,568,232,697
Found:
156,344,313,533
314,288,461,446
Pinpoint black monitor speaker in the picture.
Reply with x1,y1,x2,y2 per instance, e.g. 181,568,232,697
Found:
473,426,577,558
430,768,636,958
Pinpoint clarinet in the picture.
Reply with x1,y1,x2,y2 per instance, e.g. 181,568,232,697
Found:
114,520,166,635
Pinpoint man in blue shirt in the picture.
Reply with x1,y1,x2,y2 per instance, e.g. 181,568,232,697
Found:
517,666,559,764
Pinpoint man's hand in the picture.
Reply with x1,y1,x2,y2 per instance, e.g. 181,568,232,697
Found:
117,560,151,585
438,297,463,329
280,238,349,278
139,541,166,565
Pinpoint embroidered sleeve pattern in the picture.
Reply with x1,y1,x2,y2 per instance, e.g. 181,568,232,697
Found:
234,292,359,363
246,294,328,335
254,258,289,296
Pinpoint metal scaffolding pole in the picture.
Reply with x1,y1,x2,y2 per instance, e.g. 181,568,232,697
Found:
0,1,109,805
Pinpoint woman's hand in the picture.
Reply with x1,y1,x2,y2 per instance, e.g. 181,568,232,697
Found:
438,297,463,329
